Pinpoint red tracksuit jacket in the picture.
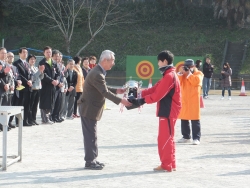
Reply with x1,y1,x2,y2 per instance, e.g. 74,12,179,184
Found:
141,67,182,119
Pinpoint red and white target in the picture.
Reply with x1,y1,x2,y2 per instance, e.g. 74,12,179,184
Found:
136,61,154,79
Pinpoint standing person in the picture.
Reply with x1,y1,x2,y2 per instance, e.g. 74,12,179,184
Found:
51,50,65,123
13,47,33,126
63,59,78,120
220,62,232,100
195,59,202,70
59,71,68,120
128,50,181,172
39,46,60,124
177,59,204,145
202,57,214,99
6,52,22,128
77,50,132,170
82,57,91,79
89,56,97,69
28,54,44,125
73,56,84,118
0,48,13,131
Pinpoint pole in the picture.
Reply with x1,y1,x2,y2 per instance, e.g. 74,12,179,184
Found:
2,38,4,47
214,78,215,91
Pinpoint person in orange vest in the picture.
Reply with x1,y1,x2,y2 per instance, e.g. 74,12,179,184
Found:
177,59,204,145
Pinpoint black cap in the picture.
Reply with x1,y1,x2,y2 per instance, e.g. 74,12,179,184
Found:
184,59,194,67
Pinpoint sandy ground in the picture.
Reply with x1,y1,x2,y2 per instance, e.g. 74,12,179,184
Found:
0,94,250,188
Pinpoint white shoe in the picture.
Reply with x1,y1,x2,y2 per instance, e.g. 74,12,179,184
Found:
221,97,224,100
66,116,74,120
228,97,231,100
178,138,191,143
193,140,200,145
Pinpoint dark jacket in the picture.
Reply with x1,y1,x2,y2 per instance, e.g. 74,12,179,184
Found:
65,69,78,96
142,67,182,119
39,58,60,110
221,68,232,88
203,62,214,78
13,59,31,88
78,65,121,121
82,67,91,79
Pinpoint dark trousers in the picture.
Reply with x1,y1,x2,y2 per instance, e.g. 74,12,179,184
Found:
181,119,201,141
9,92,19,124
81,116,98,163
222,87,231,97
29,90,40,121
52,90,62,118
9,88,31,124
0,93,13,106
74,92,82,115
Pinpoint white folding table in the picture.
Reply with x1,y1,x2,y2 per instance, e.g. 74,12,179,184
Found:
0,106,23,171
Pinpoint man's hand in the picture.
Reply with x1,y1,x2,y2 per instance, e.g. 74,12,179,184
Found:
17,80,22,86
64,89,67,93
27,80,32,87
68,86,74,92
120,98,132,107
10,86,14,91
116,88,126,94
4,66,11,74
4,84,9,91
58,83,64,88
39,65,45,73
221,71,225,74
52,80,59,86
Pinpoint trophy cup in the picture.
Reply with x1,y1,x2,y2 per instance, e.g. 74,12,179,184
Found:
120,77,143,112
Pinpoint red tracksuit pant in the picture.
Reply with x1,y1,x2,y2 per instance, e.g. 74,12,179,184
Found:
158,117,176,171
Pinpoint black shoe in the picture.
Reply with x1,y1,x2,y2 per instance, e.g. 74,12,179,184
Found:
53,117,63,123
23,122,32,126
85,162,104,170
96,161,105,167
49,116,54,122
33,120,39,125
28,121,36,125
8,122,16,129
59,118,64,122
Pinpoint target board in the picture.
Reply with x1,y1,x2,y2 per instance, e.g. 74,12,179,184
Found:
175,61,185,73
136,60,154,79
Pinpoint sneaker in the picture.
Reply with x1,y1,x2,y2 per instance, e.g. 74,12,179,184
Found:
228,97,231,100
221,97,224,100
66,116,74,120
153,166,172,172
42,121,54,125
193,139,200,145
178,138,191,143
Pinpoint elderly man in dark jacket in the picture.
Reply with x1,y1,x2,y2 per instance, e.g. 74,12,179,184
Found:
78,50,131,170
39,46,60,124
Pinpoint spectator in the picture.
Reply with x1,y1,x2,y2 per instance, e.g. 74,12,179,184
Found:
28,54,44,125
202,57,214,99
195,59,202,70
89,56,97,69
73,56,84,118
63,59,78,120
221,62,232,100
177,59,204,145
39,46,60,124
13,47,33,126
82,57,91,79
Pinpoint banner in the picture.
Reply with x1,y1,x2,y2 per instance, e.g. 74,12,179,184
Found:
126,55,203,87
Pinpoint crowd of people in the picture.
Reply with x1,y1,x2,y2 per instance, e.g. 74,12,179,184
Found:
0,46,97,131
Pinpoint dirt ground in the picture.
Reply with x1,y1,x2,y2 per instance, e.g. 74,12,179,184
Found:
0,94,250,188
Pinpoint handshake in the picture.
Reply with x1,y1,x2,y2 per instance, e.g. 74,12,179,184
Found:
126,95,146,110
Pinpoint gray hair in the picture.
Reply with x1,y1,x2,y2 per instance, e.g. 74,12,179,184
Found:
98,50,115,63
67,59,75,64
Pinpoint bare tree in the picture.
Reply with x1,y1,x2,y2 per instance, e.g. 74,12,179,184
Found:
28,0,85,54
76,0,134,56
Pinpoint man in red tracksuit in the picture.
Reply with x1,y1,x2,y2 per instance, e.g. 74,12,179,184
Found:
129,50,181,172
